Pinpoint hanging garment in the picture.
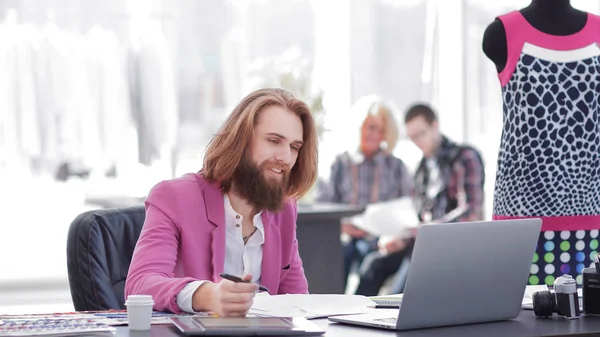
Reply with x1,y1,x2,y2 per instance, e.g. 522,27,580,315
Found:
35,22,71,173
63,33,100,169
492,11,600,286
129,27,178,167
85,27,134,173
0,19,40,173
0,22,15,171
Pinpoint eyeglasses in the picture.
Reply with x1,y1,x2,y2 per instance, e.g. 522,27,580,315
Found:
408,128,430,142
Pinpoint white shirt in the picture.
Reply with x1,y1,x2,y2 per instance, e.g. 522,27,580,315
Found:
176,194,265,313
425,158,443,199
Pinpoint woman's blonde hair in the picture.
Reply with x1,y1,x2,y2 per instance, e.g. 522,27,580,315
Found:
351,95,400,154
203,88,318,199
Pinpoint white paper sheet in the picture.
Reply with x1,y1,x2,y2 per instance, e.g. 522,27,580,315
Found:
349,197,420,236
249,294,377,319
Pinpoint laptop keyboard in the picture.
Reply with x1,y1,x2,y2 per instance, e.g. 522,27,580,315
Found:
372,299,402,308
374,317,397,323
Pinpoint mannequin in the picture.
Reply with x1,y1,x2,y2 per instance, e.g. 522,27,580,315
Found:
482,0,600,288
482,0,587,71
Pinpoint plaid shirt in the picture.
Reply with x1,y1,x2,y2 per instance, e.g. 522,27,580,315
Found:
414,136,485,223
317,150,413,206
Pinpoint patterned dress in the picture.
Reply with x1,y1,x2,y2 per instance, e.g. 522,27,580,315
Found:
493,11,600,286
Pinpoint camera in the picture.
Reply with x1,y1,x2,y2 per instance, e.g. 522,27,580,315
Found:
583,267,600,315
533,274,580,319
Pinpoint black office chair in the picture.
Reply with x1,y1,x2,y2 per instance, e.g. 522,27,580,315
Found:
388,256,411,294
66,206,146,311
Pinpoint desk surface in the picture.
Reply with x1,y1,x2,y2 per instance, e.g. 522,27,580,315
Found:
86,197,364,219
296,203,363,222
113,311,600,337
297,202,363,215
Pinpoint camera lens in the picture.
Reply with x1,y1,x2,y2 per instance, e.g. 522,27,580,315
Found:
533,290,555,318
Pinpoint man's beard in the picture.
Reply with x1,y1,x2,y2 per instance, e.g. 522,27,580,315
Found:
231,154,290,212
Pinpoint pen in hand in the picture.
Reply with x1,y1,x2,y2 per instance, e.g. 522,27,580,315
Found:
219,273,270,293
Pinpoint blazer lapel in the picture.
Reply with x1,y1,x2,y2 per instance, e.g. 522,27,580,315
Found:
205,182,226,281
261,211,281,294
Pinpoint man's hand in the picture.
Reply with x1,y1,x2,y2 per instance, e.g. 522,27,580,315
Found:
408,226,420,237
341,223,369,238
192,274,258,317
378,236,407,255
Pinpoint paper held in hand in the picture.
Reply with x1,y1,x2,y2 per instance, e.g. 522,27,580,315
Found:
347,197,420,236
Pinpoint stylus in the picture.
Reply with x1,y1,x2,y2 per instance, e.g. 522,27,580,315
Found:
219,273,270,292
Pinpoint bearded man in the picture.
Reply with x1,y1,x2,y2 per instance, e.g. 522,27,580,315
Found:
125,88,319,316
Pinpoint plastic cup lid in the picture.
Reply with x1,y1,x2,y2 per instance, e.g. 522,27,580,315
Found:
126,295,154,304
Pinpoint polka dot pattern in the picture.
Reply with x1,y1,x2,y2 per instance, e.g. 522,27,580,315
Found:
529,230,596,286
530,264,539,274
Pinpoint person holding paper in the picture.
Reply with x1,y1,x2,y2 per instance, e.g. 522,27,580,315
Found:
316,96,413,291
355,103,485,296
124,88,318,316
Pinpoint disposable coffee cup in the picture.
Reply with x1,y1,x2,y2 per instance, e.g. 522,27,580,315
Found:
125,295,154,331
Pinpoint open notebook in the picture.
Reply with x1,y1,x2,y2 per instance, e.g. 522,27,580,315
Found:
368,294,404,308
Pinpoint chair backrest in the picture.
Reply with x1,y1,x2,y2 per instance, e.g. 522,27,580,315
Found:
67,206,145,311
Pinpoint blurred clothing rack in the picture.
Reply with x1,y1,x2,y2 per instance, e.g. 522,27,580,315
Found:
0,14,179,181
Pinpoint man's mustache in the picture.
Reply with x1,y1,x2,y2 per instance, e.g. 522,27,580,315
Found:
260,161,288,172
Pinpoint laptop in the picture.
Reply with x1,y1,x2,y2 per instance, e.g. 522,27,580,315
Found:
170,316,325,336
330,218,542,331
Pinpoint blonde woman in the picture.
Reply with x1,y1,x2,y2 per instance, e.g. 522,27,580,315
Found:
317,96,413,290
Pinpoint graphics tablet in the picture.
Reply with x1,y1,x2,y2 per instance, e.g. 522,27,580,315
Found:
169,316,325,336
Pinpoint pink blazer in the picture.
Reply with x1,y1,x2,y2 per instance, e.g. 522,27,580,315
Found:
124,173,309,313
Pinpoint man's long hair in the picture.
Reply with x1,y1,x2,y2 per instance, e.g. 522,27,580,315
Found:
203,88,318,200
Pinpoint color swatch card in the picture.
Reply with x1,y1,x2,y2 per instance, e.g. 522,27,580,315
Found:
0,317,116,336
